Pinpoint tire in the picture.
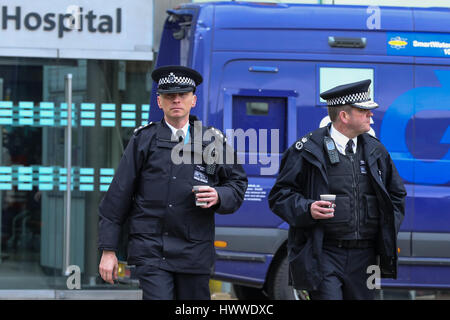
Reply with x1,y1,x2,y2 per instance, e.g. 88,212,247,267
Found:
267,253,309,300
233,284,268,300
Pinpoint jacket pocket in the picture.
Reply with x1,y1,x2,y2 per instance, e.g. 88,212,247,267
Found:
323,195,351,224
128,217,162,235
187,213,214,241
127,218,162,264
138,175,169,205
140,199,166,208
288,237,322,291
364,194,380,224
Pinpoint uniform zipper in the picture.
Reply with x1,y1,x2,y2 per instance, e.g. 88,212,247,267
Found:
350,155,359,240
377,169,383,183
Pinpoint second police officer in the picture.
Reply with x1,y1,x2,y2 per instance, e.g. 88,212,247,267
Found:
269,80,407,300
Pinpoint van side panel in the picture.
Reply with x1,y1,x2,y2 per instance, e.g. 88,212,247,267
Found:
155,2,450,291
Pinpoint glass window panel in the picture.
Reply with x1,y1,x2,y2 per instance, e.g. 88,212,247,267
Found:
0,57,152,290
319,67,374,103
246,102,269,116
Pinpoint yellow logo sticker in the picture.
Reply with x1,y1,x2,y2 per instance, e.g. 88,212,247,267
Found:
389,36,408,49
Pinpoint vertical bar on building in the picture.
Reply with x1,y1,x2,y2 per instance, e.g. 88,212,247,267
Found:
0,121,2,263
64,74,73,276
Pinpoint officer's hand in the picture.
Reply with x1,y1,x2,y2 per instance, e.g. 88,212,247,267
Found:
310,201,335,220
194,186,220,208
99,250,118,284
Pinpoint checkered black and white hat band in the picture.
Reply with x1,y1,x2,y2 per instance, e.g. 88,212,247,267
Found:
158,72,196,87
326,91,370,106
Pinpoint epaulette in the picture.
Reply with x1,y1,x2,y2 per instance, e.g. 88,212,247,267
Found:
294,132,313,151
207,126,227,143
134,121,156,135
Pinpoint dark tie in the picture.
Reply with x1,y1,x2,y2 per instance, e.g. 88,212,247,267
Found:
345,139,355,155
175,129,185,143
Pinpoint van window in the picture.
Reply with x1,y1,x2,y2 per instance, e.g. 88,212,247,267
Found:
319,67,374,103
246,102,269,116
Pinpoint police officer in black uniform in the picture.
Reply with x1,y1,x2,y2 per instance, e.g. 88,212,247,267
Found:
98,65,248,300
268,79,406,300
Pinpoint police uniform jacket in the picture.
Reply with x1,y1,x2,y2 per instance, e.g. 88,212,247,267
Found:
268,124,406,291
98,115,248,274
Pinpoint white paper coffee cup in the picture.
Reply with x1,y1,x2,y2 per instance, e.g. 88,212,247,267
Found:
320,194,336,209
193,185,208,206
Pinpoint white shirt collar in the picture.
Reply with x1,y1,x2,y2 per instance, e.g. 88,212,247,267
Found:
166,120,189,140
330,124,357,155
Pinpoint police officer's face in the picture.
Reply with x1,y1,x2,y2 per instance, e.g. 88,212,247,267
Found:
346,107,373,136
157,91,197,122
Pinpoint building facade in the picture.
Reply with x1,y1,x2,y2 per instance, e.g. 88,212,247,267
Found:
0,0,187,292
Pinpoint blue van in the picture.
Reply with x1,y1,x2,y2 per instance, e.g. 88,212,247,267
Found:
149,2,450,299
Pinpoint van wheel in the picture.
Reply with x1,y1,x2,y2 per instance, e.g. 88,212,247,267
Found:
267,253,309,300
232,284,268,300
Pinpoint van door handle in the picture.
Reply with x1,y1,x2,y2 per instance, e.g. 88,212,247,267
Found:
328,36,367,48
249,66,279,73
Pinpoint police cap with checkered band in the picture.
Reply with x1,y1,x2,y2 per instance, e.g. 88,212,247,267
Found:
320,79,379,110
151,65,203,94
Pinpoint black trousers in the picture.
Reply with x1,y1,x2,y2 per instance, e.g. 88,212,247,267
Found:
309,245,377,300
135,264,211,300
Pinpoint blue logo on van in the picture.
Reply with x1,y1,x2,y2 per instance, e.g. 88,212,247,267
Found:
381,70,450,185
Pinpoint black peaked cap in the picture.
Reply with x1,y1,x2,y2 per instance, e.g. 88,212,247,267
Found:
320,79,378,110
152,65,203,94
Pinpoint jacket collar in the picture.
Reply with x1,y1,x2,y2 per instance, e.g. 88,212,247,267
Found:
157,114,201,141
302,124,329,162
304,123,382,163
359,132,383,166
300,125,329,184
156,118,173,141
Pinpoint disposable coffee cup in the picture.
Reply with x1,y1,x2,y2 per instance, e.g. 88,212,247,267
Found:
193,185,208,206
320,194,336,209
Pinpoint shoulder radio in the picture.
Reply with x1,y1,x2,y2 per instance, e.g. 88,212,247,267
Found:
324,136,340,164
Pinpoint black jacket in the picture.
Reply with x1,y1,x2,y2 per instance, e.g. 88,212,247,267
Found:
268,124,406,290
98,116,248,274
